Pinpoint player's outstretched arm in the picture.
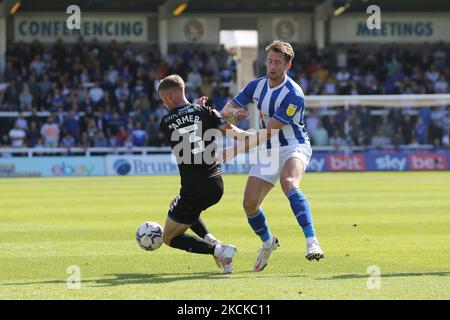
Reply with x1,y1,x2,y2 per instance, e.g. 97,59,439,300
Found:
218,117,285,163
220,100,249,120
218,123,256,142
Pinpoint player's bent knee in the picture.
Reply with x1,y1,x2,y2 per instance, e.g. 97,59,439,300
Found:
243,198,259,215
280,177,298,193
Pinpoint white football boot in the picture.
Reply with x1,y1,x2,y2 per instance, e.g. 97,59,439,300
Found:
254,236,280,272
214,243,237,274
305,238,324,261
204,234,223,269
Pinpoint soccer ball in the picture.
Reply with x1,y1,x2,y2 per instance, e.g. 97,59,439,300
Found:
136,221,164,251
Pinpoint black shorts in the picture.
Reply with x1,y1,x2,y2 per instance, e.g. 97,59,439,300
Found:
168,175,224,225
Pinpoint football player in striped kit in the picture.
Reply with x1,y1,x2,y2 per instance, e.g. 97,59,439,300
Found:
220,40,324,271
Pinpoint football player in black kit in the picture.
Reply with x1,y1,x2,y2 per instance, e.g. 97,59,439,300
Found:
158,74,250,274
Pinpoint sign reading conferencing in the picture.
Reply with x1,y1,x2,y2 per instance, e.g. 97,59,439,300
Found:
14,13,148,42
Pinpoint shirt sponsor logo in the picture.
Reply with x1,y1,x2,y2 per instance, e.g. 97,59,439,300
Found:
286,104,297,117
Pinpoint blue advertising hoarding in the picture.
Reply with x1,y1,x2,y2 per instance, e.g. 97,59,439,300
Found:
306,151,450,172
1,151,449,178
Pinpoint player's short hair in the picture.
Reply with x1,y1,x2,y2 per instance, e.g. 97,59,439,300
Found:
265,40,294,63
157,74,185,92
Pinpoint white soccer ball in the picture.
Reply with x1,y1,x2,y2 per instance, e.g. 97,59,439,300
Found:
136,221,164,251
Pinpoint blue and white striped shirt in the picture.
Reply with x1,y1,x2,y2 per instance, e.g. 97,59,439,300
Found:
232,75,310,148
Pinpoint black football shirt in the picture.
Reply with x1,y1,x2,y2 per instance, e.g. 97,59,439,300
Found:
160,104,227,183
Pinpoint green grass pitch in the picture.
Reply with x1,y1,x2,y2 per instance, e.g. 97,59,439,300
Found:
1,172,449,299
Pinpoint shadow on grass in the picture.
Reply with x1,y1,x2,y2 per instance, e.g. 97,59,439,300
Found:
318,271,450,280
1,271,304,287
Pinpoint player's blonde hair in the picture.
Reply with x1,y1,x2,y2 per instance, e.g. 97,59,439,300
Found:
265,40,294,63
157,74,185,92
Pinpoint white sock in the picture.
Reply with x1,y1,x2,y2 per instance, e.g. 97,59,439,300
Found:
213,243,223,257
204,233,217,244
263,236,273,249
306,236,318,246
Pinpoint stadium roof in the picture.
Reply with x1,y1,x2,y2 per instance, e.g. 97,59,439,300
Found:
13,0,450,13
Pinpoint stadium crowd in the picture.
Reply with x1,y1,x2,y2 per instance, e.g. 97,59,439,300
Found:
0,38,449,150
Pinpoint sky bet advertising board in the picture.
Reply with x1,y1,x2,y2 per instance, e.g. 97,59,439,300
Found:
305,151,450,172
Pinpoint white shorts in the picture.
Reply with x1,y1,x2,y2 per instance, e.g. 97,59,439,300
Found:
249,144,312,186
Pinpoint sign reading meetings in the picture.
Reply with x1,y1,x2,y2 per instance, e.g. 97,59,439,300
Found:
15,14,147,42
357,21,433,37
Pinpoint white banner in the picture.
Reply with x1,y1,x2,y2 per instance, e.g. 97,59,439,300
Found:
331,13,450,43
14,13,148,43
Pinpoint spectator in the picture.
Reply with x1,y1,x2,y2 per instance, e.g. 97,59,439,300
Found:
94,131,108,147
27,121,41,147
29,54,46,76
9,123,26,147
5,79,20,106
146,114,160,146
0,133,11,146
115,126,128,147
371,127,391,148
40,117,60,147
353,128,369,146
80,93,94,112
133,91,150,111
115,79,130,103
329,129,347,149
34,138,45,148
89,81,105,104
425,65,440,83
87,119,98,144
131,79,146,101
3,61,19,82
63,110,79,141
311,121,329,146
60,132,76,148
16,112,28,131
379,113,395,142
78,131,90,148
37,74,53,102
131,122,147,146
306,109,320,135
153,103,167,121
434,75,448,93
48,89,65,111
79,106,95,133
107,64,119,85
414,117,428,144
187,67,202,90
392,127,405,148
212,87,229,111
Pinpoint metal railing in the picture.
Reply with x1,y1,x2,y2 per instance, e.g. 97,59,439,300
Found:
0,146,171,157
